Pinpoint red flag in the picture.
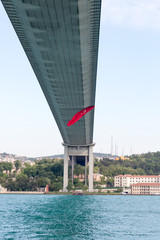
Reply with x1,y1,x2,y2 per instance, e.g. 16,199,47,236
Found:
67,106,94,126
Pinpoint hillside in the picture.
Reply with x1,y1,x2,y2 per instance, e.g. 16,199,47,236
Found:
1,151,160,190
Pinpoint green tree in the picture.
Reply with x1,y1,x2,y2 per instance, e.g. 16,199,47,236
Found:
4,178,17,191
37,177,50,187
67,180,73,192
94,166,99,173
73,178,84,188
74,164,84,176
15,160,21,171
3,162,13,173
106,177,114,187
52,182,63,191
23,165,37,178
51,162,63,177
28,180,38,191
16,174,29,191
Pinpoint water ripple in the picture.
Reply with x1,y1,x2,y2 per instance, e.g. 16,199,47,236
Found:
0,195,160,239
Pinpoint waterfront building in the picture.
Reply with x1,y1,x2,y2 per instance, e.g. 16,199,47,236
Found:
131,183,160,195
114,174,160,187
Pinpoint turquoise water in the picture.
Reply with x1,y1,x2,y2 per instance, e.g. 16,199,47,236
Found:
0,195,160,239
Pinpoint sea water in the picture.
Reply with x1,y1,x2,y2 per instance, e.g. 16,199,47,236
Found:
0,194,160,240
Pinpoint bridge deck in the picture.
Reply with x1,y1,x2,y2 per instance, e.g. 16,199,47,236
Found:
2,0,101,145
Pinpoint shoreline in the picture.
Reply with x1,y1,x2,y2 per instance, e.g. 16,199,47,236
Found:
1,191,160,196
0,192,120,195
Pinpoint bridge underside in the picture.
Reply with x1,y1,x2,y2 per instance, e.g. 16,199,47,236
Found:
2,0,101,146
2,0,101,191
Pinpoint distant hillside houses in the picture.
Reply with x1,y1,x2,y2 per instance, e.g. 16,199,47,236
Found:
0,152,35,164
74,173,107,182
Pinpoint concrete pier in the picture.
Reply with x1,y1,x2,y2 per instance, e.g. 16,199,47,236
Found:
71,156,74,185
89,145,94,192
63,145,69,192
85,156,88,186
62,143,95,192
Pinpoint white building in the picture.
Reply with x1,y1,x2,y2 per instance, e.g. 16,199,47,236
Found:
114,174,160,187
131,183,160,195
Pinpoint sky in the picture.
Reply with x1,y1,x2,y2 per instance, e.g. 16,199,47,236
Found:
1,0,160,157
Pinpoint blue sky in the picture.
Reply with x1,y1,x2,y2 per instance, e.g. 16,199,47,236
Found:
1,0,160,157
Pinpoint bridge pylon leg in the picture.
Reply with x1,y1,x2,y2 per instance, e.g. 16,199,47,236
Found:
89,145,94,192
71,156,74,185
85,156,87,186
63,145,69,192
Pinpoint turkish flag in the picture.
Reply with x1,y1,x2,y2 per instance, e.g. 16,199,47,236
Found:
67,106,94,126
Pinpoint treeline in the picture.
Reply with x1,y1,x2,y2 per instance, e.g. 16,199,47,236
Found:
0,162,13,173
0,159,91,191
94,151,160,187
1,151,160,191
0,159,64,191
93,151,160,188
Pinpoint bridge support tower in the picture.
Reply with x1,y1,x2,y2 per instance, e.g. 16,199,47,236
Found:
62,143,95,192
